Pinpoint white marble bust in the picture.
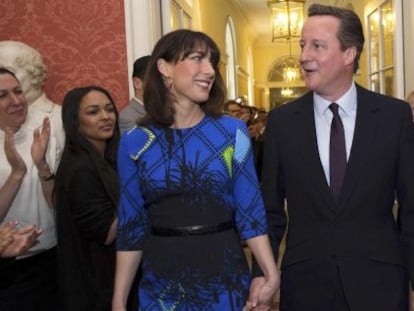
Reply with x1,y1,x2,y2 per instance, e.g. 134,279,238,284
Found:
0,40,65,148
0,40,47,105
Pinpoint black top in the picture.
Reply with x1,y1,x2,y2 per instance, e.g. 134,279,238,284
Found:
54,146,118,311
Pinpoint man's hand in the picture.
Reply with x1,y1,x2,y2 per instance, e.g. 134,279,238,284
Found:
244,276,278,311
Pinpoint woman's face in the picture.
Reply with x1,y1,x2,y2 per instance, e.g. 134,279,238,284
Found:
0,73,27,132
160,49,216,106
78,90,116,149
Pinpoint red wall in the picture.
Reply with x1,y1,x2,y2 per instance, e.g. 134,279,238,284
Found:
0,0,129,109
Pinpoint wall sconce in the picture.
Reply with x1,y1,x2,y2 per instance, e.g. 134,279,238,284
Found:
281,87,293,97
283,65,300,83
267,0,305,42
279,52,301,84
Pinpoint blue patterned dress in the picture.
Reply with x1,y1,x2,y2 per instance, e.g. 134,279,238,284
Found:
116,115,267,311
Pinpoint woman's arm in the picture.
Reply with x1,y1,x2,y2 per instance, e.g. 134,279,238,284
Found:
0,129,26,220
245,234,280,309
105,217,118,245
31,117,55,209
112,250,142,311
64,165,118,245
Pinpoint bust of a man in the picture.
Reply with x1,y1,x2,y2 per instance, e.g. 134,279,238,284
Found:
0,41,47,105
0,40,64,147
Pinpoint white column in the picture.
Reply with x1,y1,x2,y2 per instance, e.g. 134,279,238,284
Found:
403,0,414,95
123,0,162,97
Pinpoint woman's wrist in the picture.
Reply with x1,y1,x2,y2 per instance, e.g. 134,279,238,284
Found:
36,161,55,181
10,168,26,180
265,269,280,289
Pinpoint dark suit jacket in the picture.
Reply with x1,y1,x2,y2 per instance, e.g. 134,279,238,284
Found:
258,85,414,311
54,147,119,311
119,98,145,134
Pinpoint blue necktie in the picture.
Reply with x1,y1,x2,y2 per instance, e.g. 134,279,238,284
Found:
329,103,347,200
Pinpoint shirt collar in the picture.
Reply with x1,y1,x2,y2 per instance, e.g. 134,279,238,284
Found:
133,96,144,106
314,82,357,117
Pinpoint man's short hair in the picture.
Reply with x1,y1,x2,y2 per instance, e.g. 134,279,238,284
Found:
133,55,151,79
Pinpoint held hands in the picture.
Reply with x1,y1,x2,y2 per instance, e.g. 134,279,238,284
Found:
0,220,42,258
244,274,280,311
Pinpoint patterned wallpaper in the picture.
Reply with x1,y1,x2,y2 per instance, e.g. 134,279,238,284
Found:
0,0,129,109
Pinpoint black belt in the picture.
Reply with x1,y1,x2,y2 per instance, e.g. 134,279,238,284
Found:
151,220,234,237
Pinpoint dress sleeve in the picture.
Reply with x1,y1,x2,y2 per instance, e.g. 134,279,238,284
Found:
116,131,148,251
232,122,267,241
68,166,116,244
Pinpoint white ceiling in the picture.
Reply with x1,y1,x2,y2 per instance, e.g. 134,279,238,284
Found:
232,0,272,37
231,0,347,43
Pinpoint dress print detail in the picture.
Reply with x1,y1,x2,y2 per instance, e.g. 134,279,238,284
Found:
234,127,251,164
117,115,266,310
130,126,155,160
221,145,234,178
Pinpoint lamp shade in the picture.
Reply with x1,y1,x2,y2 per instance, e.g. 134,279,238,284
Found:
268,0,305,42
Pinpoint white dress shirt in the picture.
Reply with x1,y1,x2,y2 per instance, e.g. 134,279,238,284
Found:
314,82,357,185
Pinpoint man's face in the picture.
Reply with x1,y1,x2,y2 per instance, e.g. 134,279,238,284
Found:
299,15,356,101
227,103,241,117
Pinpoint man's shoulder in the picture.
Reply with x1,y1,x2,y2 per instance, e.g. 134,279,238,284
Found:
269,91,313,117
356,84,408,110
119,99,145,118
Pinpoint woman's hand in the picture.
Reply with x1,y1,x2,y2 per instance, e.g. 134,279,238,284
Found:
244,274,280,311
0,222,42,258
4,128,26,178
0,221,16,254
31,117,50,168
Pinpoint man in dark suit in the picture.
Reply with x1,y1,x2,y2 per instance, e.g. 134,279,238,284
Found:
248,4,414,311
119,55,150,133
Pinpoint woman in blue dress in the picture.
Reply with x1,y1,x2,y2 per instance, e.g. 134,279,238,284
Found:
112,29,279,311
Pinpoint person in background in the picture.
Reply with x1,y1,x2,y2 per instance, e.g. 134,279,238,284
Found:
0,220,42,281
406,89,414,311
239,104,253,126
248,108,267,182
248,4,414,311
119,55,151,134
54,85,120,311
112,29,279,311
0,221,41,258
0,40,65,150
0,67,59,310
224,99,242,118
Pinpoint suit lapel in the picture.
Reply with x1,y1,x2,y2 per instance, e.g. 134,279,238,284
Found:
338,85,380,210
296,93,337,215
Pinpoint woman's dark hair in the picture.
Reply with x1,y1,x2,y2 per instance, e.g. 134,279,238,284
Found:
308,4,364,73
61,85,120,166
141,29,226,127
0,67,19,81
